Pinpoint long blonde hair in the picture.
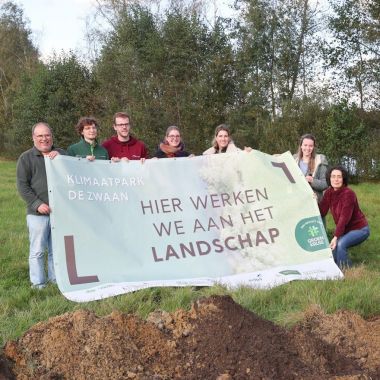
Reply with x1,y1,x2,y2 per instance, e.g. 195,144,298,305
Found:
296,133,316,174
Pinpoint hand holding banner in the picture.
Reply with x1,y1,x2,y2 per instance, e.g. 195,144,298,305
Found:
45,150,342,302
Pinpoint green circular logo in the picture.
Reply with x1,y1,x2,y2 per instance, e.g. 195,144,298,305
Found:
295,216,329,252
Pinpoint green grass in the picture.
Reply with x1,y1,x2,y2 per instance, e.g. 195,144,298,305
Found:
0,160,379,346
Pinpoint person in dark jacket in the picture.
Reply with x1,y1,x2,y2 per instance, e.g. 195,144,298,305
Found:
67,117,109,160
319,165,370,269
16,122,66,289
154,126,191,158
102,112,148,161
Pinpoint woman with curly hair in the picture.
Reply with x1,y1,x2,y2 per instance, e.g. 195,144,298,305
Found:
67,117,109,160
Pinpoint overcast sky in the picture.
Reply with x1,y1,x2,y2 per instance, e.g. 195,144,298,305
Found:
17,0,96,59
16,0,236,60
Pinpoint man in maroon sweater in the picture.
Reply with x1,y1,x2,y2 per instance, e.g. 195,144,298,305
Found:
102,112,148,161
319,165,370,268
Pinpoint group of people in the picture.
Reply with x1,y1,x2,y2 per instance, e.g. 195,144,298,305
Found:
294,134,370,268
66,113,249,161
66,112,147,162
16,114,370,289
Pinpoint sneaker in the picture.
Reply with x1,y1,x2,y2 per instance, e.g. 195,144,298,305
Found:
31,283,46,290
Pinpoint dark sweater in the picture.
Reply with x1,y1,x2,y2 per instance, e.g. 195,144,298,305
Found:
16,146,66,215
154,149,190,158
319,186,368,238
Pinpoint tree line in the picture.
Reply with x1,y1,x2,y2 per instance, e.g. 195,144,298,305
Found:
0,0,379,179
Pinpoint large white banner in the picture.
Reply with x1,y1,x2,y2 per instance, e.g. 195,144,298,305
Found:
45,150,342,302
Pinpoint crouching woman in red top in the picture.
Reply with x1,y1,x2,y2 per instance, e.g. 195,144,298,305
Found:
319,165,370,269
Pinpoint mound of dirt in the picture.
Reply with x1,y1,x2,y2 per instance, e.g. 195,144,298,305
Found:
1,295,379,379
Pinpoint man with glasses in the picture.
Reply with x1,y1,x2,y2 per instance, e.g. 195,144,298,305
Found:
102,112,148,161
16,122,66,289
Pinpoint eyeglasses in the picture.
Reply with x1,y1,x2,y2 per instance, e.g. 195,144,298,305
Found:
115,123,130,127
167,135,180,139
34,134,52,139
83,125,97,130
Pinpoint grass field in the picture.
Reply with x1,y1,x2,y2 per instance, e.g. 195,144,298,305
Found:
1,160,379,347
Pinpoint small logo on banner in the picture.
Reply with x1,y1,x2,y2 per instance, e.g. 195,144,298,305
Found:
295,216,329,252
279,270,301,275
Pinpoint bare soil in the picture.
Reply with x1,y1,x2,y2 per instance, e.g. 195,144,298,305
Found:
1,295,379,379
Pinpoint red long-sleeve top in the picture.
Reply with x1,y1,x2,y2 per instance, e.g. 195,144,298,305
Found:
102,135,148,160
319,186,368,238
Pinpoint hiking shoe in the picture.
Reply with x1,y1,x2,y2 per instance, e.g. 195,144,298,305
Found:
31,283,46,290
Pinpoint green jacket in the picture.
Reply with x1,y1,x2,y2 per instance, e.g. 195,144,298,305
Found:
67,138,109,160
16,146,66,215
